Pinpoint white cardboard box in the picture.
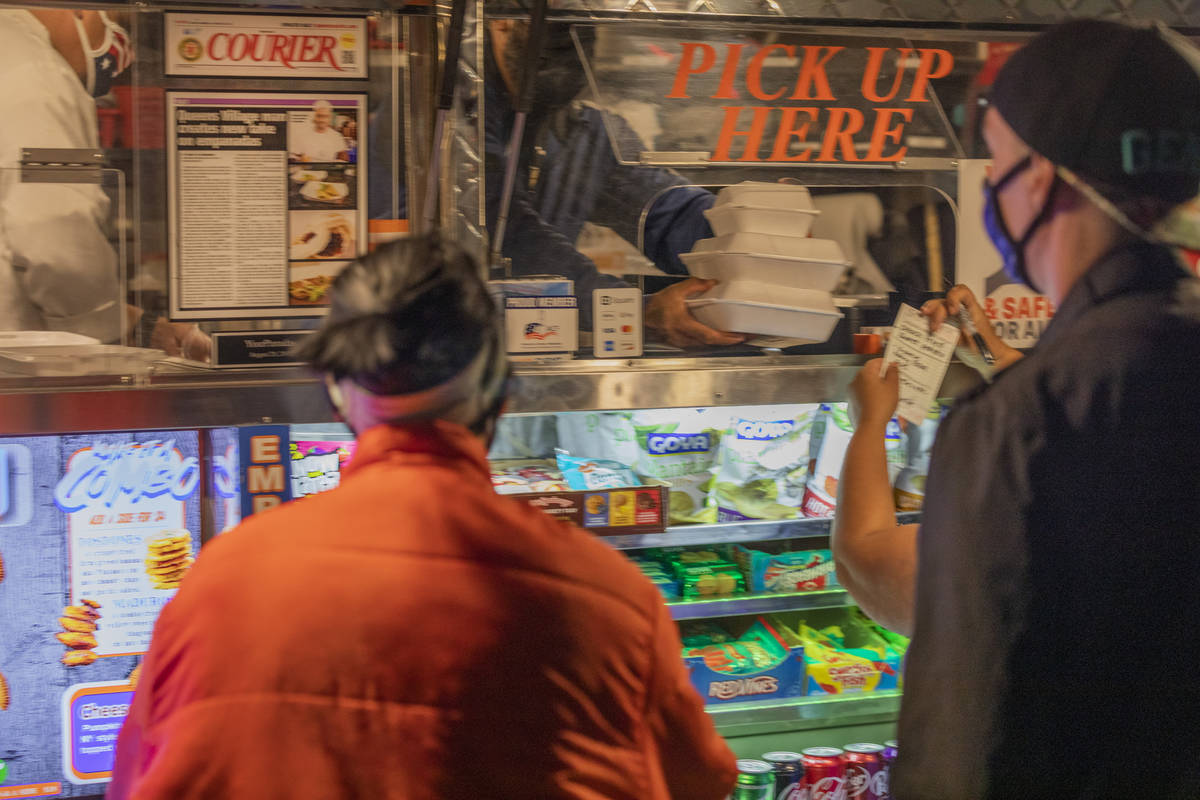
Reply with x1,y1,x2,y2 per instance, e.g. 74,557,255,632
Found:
504,297,578,360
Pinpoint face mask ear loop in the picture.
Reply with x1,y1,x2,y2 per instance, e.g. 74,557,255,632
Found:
73,14,98,96
1055,165,1155,243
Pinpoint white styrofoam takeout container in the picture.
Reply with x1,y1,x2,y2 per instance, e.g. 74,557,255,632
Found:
681,251,848,293
687,281,842,342
704,203,820,238
714,181,814,209
682,236,849,292
691,233,844,260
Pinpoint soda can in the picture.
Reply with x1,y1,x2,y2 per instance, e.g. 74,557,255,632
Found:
880,740,898,799
763,751,804,800
802,747,845,800
842,743,887,800
733,759,775,800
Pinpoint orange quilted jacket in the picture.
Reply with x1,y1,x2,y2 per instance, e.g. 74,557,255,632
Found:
109,421,736,800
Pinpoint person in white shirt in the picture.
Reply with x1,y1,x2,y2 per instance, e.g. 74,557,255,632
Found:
0,8,210,359
0,8,130,340
290,100,350,163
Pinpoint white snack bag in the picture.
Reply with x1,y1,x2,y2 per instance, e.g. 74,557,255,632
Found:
632,408,730,524
713,405,820,522
893,403,945,511
801,403,857,518
554,411,639,468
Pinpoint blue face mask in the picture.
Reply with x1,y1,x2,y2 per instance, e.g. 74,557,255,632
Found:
982,155,1059,293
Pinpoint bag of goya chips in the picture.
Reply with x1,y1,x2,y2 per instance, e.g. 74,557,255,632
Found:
631,408,729,525
712,405,819,522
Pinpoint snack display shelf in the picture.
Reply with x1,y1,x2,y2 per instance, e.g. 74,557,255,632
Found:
706,690,903,738
668,588,852,620
0,356,977,436
601,511,921,550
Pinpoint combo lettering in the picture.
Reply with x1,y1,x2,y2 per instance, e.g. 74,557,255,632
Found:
54,441,200,513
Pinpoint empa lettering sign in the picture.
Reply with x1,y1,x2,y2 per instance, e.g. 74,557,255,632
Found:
238,426,292,516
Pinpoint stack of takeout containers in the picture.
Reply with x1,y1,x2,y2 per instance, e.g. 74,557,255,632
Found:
682,182,850,342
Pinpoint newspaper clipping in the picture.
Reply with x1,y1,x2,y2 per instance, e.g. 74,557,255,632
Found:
168,91,367,319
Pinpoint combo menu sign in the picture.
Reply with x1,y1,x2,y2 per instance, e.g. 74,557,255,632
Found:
165,13,367,79
0,433,202,794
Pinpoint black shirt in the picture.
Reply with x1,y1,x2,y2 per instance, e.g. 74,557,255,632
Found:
896,242,1200,799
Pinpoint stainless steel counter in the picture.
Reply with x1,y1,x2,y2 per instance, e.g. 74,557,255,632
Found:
0,355,980,435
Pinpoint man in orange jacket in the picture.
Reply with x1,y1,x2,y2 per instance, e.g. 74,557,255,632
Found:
109,235,736,800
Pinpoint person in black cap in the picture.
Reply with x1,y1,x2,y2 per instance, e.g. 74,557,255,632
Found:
833,19,1200,799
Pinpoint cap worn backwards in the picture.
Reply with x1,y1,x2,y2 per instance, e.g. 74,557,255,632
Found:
989,19,1200,205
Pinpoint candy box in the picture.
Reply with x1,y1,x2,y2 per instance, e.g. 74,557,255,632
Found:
682,617,806,705
492,459,668,534
674,561,746,600
679,620,736,648
771,609,903,695
732,544,838,593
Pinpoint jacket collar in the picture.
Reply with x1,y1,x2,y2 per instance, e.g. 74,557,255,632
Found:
1037,241,1188,351
342,421,492,483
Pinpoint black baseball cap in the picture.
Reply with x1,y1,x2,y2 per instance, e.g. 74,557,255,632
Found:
990,19,1200,205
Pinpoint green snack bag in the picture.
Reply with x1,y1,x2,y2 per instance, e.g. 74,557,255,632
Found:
713,405,819,522
632,408,728,525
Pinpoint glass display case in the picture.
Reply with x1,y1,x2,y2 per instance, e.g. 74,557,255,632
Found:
0,356,977,796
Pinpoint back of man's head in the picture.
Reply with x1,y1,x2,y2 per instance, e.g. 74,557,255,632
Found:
991,20,1200,219
296,235,507,434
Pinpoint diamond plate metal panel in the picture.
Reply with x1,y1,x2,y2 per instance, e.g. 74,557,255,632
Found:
476,0,1200,25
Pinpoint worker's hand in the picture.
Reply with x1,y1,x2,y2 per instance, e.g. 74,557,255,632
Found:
921,284,1022,369
645,278,747,349
850,358,899,429
920,284,987,343
153,319,212,363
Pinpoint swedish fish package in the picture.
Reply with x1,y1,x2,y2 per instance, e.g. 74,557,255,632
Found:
773,609,904,695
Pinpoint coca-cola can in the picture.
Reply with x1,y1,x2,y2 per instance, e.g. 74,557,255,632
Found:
842,743,887,800
802,747,844,800
762,751,803,800
880,740,898,799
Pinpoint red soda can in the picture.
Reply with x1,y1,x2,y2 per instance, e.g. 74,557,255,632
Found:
842,743,886,800
802,747,845,800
